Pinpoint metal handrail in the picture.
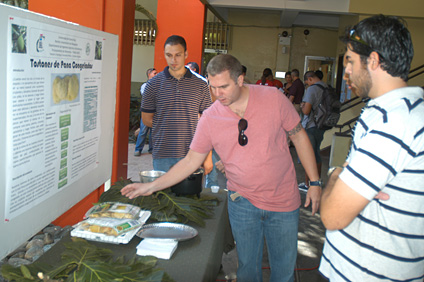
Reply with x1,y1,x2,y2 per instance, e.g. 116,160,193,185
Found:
408,64,424,81
408,70,424,81
409,64,424,74
340,99,364,113
334,116,359,134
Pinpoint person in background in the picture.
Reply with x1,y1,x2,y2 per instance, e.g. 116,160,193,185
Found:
270,71,284,90
187,61,200,74
283,71,293,96
314,69,324,80
205,65,226,190
140,35,212,173
134,67,157,156
122,54,321,282
287,69,304,115
319,14,424,281
299,71,328,189
255,68,274,87
186,62,221,190
241,65,252,84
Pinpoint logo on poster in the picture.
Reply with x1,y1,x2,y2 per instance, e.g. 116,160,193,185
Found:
86,43,91,56
36,34,45,52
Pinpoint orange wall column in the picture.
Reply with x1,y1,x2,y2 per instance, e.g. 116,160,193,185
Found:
154,0,206,73
29,0,134,226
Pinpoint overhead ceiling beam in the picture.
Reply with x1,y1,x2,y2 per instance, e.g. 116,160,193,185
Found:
200,0,228,24
280,10,299,27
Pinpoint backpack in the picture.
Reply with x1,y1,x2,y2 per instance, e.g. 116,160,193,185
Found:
311,84,341,130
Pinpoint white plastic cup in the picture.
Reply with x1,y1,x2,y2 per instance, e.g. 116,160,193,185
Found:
211,185,219,193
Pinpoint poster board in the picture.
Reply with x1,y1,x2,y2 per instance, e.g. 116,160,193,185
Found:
0,4,119,260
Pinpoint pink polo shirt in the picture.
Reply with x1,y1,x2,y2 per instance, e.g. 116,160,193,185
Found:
190,85,301,212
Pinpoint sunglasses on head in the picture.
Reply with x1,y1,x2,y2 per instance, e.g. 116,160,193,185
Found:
238,118,248,146
349,29,385,61
349,29,370,47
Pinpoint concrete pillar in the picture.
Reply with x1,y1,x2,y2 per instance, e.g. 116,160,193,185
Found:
154,0,206,73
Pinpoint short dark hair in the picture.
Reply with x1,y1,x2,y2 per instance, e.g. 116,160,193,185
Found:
304,71,317,81
146,68,156,78
291,69,300,78
207,54,243,83
340,14,413,81
315,70,323,80
187,62,200,74
242,65,247,74
285,71,291,77
164,35,187,51
261,68,273,84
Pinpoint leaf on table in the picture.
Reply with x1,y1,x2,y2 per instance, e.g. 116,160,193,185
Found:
97,179,220,226
1,238,175,282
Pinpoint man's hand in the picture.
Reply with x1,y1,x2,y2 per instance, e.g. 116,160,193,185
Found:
121,183,156,199
375,191,390,200
304,186,321,216
215,160,225,174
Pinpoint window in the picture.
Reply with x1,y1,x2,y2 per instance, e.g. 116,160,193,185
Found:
134,19,156,45
133,20,229,50
204,22,230,50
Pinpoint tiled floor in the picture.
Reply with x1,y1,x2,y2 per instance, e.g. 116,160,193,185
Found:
127,142,328,282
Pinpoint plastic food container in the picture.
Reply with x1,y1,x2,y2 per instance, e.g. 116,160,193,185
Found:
211,186,219,193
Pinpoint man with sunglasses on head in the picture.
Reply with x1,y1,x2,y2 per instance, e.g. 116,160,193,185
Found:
319,15,424,281
122,54,321,282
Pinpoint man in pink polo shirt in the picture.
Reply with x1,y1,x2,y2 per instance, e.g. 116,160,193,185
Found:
122,54,321,282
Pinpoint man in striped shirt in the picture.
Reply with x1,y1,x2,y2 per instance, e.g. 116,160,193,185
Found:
141,35,212,172
319,15,424,281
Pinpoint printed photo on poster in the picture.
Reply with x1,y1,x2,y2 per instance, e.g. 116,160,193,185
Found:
51,73,80,105
11,24,27,53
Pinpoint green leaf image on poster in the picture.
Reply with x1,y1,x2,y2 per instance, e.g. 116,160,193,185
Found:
11,24,27,53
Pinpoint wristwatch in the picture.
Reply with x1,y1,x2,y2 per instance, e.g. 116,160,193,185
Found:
309,180,322,187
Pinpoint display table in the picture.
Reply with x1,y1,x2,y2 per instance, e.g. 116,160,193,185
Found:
38,188,234,282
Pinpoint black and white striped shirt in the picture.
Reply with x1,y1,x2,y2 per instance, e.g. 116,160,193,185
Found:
320,87,424,281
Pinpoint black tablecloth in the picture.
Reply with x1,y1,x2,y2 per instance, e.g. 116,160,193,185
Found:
39,188,234,282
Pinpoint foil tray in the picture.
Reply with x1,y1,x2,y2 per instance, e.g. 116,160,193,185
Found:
136,222,198,241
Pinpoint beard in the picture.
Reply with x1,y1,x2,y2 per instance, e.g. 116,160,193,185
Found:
349,67,373,99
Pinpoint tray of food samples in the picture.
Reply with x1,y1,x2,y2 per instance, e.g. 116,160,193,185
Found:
71,202,151,244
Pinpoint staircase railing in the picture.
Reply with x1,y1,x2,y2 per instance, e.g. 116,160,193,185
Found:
408,64,424,81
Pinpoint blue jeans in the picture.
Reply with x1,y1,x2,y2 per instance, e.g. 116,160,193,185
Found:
228,190,299,282
205,149,226,188
135,121,152,153
305,127,325,164
153,158,183,172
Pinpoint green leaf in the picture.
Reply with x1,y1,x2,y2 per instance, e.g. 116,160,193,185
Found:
98,179,220,226
1,262,52,281
20,265,33,279
2,238,174,282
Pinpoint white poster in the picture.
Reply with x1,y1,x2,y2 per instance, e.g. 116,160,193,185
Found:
5,16,105,220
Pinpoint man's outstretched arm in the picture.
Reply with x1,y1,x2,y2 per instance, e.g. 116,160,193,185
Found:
121,149,208,199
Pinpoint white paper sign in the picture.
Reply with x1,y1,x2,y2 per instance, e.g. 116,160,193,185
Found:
5,16,105,220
